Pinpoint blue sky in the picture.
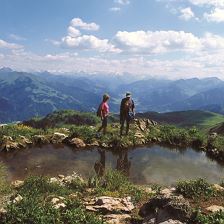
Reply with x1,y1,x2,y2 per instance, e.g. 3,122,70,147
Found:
1,0,224,79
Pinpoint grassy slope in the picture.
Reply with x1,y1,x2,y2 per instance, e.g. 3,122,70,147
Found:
137,110,224,130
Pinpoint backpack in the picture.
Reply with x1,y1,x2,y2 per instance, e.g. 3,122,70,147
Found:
96,103,103,117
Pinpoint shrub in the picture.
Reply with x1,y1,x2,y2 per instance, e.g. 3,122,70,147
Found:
176,178,216,199
194,210,224,224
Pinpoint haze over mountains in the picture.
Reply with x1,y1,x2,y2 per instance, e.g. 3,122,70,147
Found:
0,67,224,122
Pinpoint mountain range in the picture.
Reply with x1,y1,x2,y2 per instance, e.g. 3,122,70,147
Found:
0,67,224,122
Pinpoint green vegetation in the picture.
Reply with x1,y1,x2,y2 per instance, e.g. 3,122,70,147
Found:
0,162,10,195
23,110,100,129
138,110,224,129
90,170,147,203
176,178,216,199
3,176,104,224
194,210,224,224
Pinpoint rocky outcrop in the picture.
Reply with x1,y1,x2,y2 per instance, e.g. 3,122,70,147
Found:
69,138,86,148
139,192,192,224
85,196,134,224
0,136,20,152
51,132,68,144
135,119,158,132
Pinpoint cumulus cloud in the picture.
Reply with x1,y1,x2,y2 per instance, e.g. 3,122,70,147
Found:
204,8,224,22
114,0,130,5
70,18,99,31
179,7,195,21
62,35,120,53
114,30,202,54
188,0,224,8
0,39,23,49
60,18,120,53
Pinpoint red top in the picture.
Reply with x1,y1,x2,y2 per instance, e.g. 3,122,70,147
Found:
101,102,109,117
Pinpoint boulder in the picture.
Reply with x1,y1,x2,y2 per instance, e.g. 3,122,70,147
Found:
69,138,86,148
51,132,68,144
104,214,131,224
139,195,191,223
51,197,66,209
85,196,134,214
0,136,20,152
206,205,224,213
11,180,24,189
213,184,224,191
19,135,32,145
12,194,23,204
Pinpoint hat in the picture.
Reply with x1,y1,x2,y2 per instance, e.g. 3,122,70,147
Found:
126,92,131,97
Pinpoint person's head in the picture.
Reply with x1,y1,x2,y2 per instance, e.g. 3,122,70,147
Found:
103,93,110,102
126,92,132,99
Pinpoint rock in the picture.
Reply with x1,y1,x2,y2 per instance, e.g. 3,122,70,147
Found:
85,196,134,214
0,136,20,152
143,219,184,224
12,194,23,204
58,174,65,179
19,135,32,145
69,138,86,148
11,180,24,189
33,135,50,144
206,205,224,213
0,207,7,219
139,195,191,223
160,188,176,197
143,187,156,194
87,141,100,147
101,142,109,148
213,184,224,191
51,132,68,144
104,214,131,224
138,120,147,131
51,197,66,209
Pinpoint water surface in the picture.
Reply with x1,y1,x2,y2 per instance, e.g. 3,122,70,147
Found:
0,144,223,185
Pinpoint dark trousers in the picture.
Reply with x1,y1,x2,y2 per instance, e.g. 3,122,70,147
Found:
120,117,130,136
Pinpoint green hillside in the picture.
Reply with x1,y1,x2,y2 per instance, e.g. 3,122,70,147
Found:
137,110,224,129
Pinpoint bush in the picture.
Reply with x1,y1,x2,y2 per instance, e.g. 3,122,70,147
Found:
194,210,224,224
176,178,216,199
93,170,145,203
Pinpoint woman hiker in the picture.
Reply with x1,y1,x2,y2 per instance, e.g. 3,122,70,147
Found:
97,93,110,135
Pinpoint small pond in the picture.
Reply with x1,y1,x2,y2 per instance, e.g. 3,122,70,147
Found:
0,144,223,185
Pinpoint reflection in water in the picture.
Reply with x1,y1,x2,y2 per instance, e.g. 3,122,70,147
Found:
0,144,224,185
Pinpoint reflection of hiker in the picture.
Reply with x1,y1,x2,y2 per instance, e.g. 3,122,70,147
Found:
116,151,131,176
97,94,110,135
120,92,135,136
94,149,106,176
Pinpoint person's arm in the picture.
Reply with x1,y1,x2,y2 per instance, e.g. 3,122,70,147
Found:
120,99,124,123
132,100,135,115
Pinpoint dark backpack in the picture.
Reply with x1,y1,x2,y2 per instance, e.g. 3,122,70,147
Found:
96,103,103,117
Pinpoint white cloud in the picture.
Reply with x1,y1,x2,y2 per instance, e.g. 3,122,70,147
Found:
70,18,99,31
61,35,120,53
204,8,224,22
9,34,26,41
188,0,224,8
0,39,23,49
110,7,121,12
114,0,130,5
67,26,81,37
179,7,195,21
114,30,202,54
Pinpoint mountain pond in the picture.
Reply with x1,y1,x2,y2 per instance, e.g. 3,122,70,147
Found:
0,144,224,185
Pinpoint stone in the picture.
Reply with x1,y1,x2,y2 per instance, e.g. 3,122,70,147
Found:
206,205,224,213
85,196,134,214
0,207,7,219
11,180,24,189
51,132,68,144
58,174,65,179
160,188,175,197
139,195,191,223
0,136,20,152
51,197,66,209
69,138,86,148
213,184,224,191
87,141,100,147
19,135,32,145
104,214,131,224
12,194,23,204
142,187,156,194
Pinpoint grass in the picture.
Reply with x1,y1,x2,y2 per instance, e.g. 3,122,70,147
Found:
176,178,216,199
0,162,11,196
194,210,224,224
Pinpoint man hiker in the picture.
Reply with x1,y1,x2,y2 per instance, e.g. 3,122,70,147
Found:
97,93,110,135
120,92,135,136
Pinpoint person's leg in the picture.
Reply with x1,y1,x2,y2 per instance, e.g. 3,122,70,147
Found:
126,118,130,135
120,119,125,136
102,117,108,135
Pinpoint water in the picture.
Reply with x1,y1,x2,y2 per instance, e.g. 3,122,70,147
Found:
0,144,223,185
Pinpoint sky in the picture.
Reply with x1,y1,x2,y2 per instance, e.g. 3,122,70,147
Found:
0,0,224,79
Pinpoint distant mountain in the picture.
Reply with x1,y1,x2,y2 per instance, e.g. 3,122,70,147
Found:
1,67,224,122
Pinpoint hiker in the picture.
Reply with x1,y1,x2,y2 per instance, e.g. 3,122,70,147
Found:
97,93,110,135
120,92,135,136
